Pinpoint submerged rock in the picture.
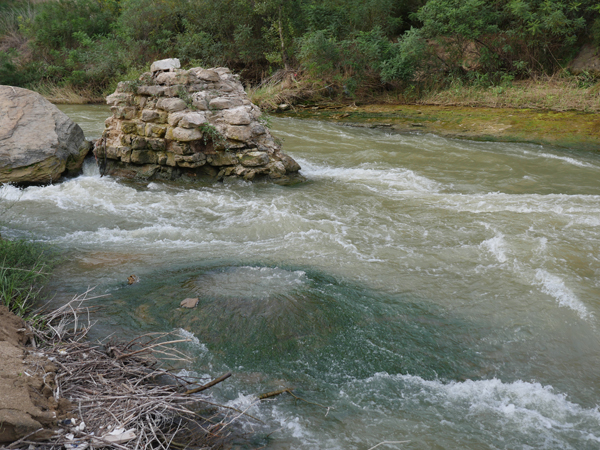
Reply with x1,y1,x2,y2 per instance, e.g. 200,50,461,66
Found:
96,58,304,184
180,298,199,309
0,86,91,185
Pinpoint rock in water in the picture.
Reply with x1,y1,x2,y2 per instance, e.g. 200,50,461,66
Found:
96,59,304,184
0,86,91,185
180,298,199,308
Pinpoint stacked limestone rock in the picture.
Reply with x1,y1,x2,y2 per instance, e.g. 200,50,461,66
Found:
96,58,302,183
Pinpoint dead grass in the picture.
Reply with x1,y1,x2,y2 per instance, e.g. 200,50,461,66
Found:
249,71,600,113
31,81,104,104
247,70,344,111
415,75,600,112
8,290,256,450
0,1,36,54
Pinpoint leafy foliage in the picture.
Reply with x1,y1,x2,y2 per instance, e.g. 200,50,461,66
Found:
27,0,118,49
0,0,597,97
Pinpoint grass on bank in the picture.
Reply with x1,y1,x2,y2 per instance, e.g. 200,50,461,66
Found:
248,70,600,113
30,80,105,104
414,74,600,112
0,236,57,318
37,72,600,112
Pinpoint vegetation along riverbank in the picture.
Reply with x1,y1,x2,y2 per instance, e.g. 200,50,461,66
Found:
277,103,600,151
0,236,250,449
1,0,599,111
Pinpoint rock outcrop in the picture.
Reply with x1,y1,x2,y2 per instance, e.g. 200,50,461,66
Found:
0,86,91,185
568,44,600,76
96,59,303,184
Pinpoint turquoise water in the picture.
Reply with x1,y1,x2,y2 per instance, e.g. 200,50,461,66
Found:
1,104,600,449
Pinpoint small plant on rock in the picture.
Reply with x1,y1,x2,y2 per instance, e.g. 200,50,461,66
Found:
258,115,273,129
176,85,196,110
120,79,142,94
199,123,225,147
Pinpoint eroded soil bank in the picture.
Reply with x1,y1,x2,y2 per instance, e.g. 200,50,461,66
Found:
280,104,600,151
0,306,71,444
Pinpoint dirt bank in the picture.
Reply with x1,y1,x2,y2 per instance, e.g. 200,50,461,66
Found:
0,306,71,444
280,104,600,151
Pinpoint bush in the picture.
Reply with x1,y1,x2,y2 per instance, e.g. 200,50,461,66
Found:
299,27,400,95
381,28,429,82
116,0,186,52
0,50,18,85
416,0,593,77
0,50,44,87
29,0,117,49
299,30,341,74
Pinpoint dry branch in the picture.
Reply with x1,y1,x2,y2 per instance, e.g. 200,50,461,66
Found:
185,372,232,395
9,291,257,450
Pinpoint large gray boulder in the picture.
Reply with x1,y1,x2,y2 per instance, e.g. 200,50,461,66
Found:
0,86,91,185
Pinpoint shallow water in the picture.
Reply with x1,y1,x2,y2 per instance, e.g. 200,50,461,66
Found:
2,104,600,449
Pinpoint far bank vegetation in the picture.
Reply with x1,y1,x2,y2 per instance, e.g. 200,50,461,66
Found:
1,0,599,111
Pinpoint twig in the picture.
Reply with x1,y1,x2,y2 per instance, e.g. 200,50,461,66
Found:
13,292,254,449
185,372,232,395
258,387,333,412
5,428,44,448
258,388,292,400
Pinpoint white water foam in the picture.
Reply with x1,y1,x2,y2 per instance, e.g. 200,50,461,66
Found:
297,158,442,193
519,149,599,169
190,266,307,299
534,269,591,320
480,233,508,263
247,373,600,450
344,373,600,449
224,393,317,442
175,328,209,353
437,192,600,215
0,183,26,202
474,229,591,321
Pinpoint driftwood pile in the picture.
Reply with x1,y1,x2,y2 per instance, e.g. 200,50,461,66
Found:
5,291,257,450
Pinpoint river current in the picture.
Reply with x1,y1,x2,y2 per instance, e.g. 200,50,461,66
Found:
2,105,600,449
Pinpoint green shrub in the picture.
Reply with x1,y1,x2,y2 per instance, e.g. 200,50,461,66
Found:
29,0,117,49
299,30,341,74
116,0,185,51
175,24,224,67
416,0,593,77
0,50,45,87
0,50,18,86
381,28,429,82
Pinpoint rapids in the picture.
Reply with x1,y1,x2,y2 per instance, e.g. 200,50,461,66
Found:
1,104,600,449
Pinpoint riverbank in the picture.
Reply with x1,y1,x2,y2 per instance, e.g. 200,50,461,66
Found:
251,75,600,152
0,237,244,449
276,103,600,152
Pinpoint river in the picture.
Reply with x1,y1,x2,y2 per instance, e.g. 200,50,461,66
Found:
1,104,600,449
